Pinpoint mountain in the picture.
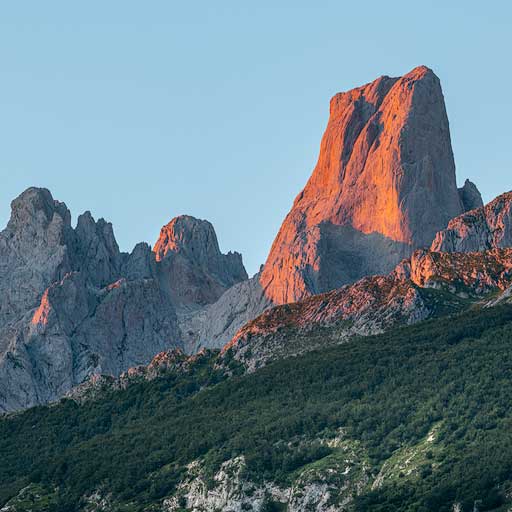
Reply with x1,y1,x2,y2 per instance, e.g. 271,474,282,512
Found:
0,188,177,412
260,66,475,304
151,216,267,354
2,63,512,511
0,65,501,414
153,215,247,307
0,188,248,413
180,65,487,353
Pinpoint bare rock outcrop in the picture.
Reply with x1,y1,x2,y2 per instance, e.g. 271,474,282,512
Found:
0,188,253,412
227,248,512,369
260,66,468,304
179,275,272,353
0,271,180,412
0,188,75,335
154,215,248,307
74,211,123,286
458,179,483,212
122,242,156,280
395,248,512,293
431,192,512,252
0,189,183,413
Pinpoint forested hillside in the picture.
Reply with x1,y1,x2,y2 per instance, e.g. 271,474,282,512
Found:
2,305,512,511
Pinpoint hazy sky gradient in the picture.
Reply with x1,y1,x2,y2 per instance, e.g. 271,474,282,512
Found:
0,2,510,274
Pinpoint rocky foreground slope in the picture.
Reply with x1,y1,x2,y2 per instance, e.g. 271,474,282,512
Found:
226,247,512,369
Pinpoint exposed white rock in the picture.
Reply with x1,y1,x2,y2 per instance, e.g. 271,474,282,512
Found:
432,192,512,253
163,440,370,512
179,275,272,353
0,189,184,413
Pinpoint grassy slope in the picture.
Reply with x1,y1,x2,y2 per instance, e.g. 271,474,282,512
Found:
2,306,512,511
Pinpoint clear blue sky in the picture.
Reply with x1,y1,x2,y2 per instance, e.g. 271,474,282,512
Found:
0,2,510,275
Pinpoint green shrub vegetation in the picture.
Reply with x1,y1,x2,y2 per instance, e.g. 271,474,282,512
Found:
2,305,512,511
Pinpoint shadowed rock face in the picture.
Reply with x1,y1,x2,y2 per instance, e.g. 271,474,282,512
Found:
178,274,271,353
458,179,484,212
432,192,512,253
74,211,123,287
260,66,467,304
1,272,178,412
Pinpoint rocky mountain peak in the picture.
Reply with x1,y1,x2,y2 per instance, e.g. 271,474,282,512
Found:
154,215,224,264
0,188,76,329
328,73,398,121
4,187,74,256
74,211,122,286
76,211,118,252
122,242,155,280
432,191,512,253
153,214,248,307
458,179,484,212
6,187,71,233
260,65,469,304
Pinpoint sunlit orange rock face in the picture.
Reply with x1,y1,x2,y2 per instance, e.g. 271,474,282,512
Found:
260,66,466,304
31,289,52,327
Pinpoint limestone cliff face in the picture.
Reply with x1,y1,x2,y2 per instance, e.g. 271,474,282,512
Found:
154,215,248,307
0,188,75,335
0,190,169,412
179,275,271,353
74,211,123,287
0,188,252,412
260,66,468,304
431,192,512,252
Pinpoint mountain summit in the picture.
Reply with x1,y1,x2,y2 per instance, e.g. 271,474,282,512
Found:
0,189,248,412
260,66,475,304
0,66,496,413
